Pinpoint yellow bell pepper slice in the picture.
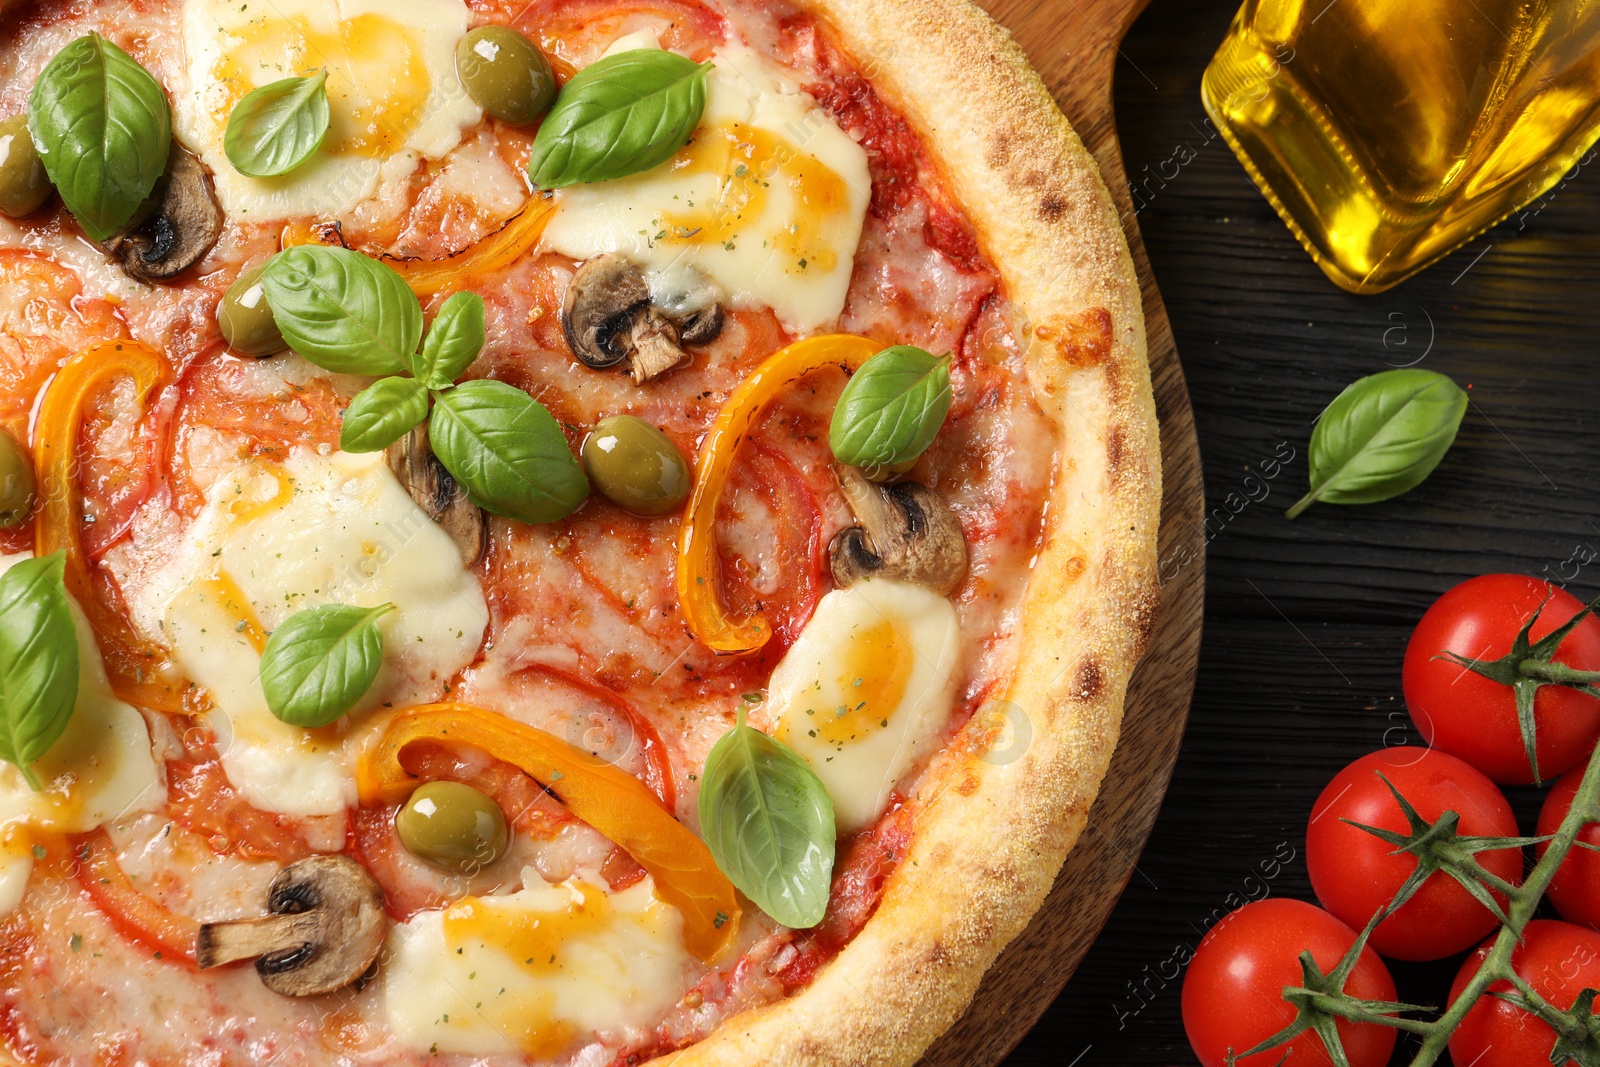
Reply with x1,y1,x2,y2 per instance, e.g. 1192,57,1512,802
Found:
34,340,186,713
676,334,880,655
280,196,555,299
357,703,740,962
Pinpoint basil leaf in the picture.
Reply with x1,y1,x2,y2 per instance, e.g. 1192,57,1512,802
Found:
829,346,952,468
528,50,710,189
429,380,589,524
262,246,421,375
223,70,330,178
412,291,485,388
698,712,835,929
341,376,430,453
259,603,394,728
1287,368,1468,519
28,33,171,242
0,553,79,790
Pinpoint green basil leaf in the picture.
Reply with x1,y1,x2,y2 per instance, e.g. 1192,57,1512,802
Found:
429,380,589,524
259,603,394,728
340,376,430,453
829,346,952,469
412,291,485,388
262,246,421,375
1287,368,1468,519
698,712,835,929
0,552,79,790
27,33,171,243
223,70,330,178
528,50,711,189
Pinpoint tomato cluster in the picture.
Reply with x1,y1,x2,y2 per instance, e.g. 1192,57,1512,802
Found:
1181,575,1600,1067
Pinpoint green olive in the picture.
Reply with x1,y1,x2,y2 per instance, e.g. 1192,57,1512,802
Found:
0,115,51,219
0,428,34,529
396,781,510,874
582,416,691,517
456,26,557,126
218,262,287,357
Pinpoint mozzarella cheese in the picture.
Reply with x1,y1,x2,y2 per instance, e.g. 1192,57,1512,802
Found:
770,579,961,833
133,449,488,817
542,37,872,334
385,876,694,1057
0,553,163,914
175,0,481,220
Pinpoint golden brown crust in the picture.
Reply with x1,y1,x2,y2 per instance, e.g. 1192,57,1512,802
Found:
659,0,1161,1063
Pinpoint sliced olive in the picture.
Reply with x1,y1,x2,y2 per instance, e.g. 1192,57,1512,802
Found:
396,781,510,874
0,115,51,219
581,415,691,517
0,428,35,528
456,26,556,126
219,262,287,357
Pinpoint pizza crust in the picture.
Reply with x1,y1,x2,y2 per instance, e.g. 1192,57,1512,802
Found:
660,0,1161,1063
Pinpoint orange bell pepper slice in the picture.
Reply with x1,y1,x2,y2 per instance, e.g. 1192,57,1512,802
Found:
34,340,186,712
676,334,880,655
357,703,740,962
280,195,555,299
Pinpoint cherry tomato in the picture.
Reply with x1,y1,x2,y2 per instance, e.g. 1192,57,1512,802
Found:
1449,919,1600,1067
1537,766,1600,929
1182,899,1398,1067
1404,574,1600,784
1306,747,1522,960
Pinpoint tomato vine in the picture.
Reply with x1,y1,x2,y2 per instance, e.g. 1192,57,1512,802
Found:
1236,594,1600,1067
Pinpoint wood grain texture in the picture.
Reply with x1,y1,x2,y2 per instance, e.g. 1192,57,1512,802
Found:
920,0,1207,1061
1009,0,1600,1063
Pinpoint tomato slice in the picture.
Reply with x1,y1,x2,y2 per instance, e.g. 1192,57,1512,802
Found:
68,830,198,967
350,739,578,922
165,760,313,866
714,438,826,656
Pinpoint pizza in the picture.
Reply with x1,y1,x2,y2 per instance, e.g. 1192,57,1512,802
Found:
0,0,1159,1063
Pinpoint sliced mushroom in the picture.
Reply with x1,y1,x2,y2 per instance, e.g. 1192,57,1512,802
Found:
196,855,387,998
562,254,724,383
676,302,724,346
386,423,485,566
101,145,222,283
829,464,967,595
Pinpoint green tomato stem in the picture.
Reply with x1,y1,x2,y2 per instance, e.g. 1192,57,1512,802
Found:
1519,658,1600,687
1407,729,1600,1064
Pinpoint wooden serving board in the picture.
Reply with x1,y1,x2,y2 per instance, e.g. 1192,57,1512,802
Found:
921,0,1206,1062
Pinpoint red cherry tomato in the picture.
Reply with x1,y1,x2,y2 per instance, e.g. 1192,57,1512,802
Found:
1449,920,1600,1067
1538,767,1600,929
1404,574,1600,784
1182,899,1398,1067
1306,747,1522,960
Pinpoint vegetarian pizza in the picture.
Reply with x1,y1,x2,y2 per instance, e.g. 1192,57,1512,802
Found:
0,0,1159,1062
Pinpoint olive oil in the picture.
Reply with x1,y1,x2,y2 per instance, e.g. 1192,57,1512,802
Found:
1202,0,1600,293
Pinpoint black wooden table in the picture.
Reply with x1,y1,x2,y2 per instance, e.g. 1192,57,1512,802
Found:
1007,0,1600,1062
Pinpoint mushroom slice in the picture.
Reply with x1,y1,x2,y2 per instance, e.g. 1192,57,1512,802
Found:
829,464,968,595
385,424,485,566
196,855,387,998
101,146,222,283
675,302,724,346
563,254,711,383
563,253,651,370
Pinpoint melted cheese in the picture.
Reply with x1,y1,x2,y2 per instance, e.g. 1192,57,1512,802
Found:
175,0,481,220
133,449,488,817
542,38,871,334
0,553,163,914
770,579,961,833
384,877,693,1057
